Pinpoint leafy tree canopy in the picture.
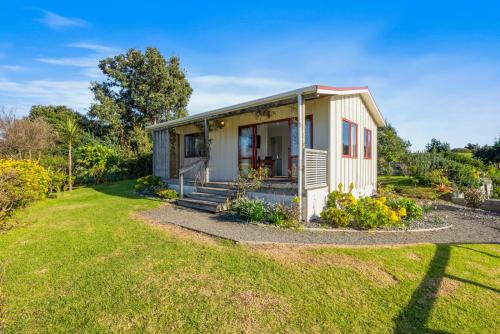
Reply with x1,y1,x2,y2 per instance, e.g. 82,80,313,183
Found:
89,47,192,151
425,138,450,153
377,123,411,163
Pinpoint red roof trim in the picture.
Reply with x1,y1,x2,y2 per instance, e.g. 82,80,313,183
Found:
316,85,369,91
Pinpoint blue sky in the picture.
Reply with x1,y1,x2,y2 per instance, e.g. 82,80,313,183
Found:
0,1,499,149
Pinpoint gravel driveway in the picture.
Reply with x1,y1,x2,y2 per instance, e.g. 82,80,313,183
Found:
139,202,500,245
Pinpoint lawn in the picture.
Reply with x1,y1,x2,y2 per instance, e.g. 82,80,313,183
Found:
378,175,441,200
0,181,498,333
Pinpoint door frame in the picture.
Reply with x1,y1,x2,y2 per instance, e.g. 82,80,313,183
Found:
238,125,257,172
237,115,313,180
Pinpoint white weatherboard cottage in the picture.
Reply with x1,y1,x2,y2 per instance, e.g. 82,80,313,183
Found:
147,85,385,221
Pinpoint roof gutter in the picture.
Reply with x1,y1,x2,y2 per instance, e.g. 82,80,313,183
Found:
146,84,386,130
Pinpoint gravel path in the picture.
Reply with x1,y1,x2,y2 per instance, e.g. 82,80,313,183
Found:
140,202,500,245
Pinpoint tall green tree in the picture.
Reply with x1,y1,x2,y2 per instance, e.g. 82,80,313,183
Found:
378,123,411,163
89,47,192,152
61,117,80,191
426,138,450,153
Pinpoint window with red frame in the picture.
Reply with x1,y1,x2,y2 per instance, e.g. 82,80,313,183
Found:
364,128,372,159
342,119,358,158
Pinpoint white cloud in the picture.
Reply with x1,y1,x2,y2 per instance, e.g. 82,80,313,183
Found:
67,43,118,53
35,56,99,68
0,65,26,71
36,10,88,30
0,78,91,115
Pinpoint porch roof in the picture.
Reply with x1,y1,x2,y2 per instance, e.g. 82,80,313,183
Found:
146,84,385,131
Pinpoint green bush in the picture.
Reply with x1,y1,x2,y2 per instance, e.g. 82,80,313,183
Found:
47,169,67,194
387,197,423,222
491,186,500,199
76,143,121,184
134,175,164,193
231,197,266,223
463,188,485,208
266,199,302,228
347,197,403,229
156,188,178,200
320,207,351,227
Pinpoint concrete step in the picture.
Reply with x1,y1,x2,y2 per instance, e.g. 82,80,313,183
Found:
185,192,230,203
196,186,236,196
176,198,229,213
205,181,237,189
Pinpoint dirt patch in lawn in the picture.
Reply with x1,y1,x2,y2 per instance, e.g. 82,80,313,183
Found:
437,277,462,297
250,244,398,287
133,213,219,246
407,252,421,261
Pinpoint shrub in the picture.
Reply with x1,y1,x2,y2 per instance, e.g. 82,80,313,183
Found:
266,198,302,228
47,169,67,194
463,188,485,208
267,203,286,226
156,188,178,200
231,197,266,223
76,143,121,184
492,186,500,199
387,197,423,222
134,175,164,193
0,159,51,222
320,207,351,227
347,196,404,229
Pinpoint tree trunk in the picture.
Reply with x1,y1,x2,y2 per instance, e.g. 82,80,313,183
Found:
68,142,73,191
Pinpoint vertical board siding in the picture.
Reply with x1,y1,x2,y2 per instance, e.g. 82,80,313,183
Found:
152,129,169,179
329,95,377,196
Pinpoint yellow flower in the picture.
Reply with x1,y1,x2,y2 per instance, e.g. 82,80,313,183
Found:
389,210,399,222
398,207,407,217
379,196,387,204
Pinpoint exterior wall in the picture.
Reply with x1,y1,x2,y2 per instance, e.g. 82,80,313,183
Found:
174,96,331,182
152,129,170,180
174,124,206,179
329,95,378,197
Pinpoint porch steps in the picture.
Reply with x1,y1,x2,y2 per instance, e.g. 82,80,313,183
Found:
176,184,236,213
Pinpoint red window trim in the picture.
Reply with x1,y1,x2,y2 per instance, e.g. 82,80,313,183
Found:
342,118,358,159
364,128,372,160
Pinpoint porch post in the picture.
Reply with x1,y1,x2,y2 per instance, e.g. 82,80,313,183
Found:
204,118,210,182
297,93,305,220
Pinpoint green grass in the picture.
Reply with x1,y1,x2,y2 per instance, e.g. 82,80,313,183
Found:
378,175,441,200
0,180,499,333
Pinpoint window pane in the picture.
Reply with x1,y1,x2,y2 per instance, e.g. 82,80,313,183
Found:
342,121,350,155
351,124,357,157
305,118,312,149
239,127,254,157
239,159,253,177
185,133,206,158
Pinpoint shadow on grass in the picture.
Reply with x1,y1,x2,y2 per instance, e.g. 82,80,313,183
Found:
90,180,158,201
453,245,500,259
394,244,452,334
394,243,500,333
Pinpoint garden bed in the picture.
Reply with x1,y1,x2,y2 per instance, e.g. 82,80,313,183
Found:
304,213,451,232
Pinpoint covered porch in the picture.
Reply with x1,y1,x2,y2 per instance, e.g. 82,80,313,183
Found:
148,85,350,219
